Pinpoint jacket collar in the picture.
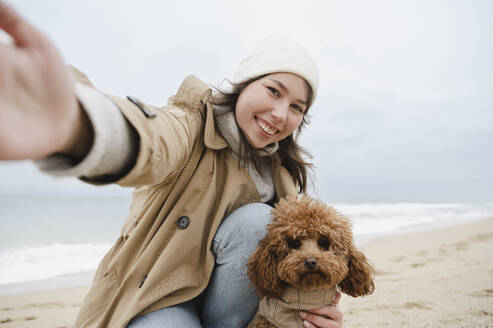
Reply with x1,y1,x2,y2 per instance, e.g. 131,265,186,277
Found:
204,102,228,149
174,75,228,150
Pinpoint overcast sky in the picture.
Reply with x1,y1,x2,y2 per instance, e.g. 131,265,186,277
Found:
0,0,491,202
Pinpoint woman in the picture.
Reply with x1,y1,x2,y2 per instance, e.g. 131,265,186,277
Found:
0,2,344,327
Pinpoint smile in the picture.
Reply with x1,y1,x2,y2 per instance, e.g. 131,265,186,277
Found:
256,118,278,136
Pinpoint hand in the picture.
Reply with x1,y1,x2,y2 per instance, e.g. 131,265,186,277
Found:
299,291,343,328
0,1,86,160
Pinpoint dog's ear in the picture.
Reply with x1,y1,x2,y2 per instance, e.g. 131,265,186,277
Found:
339,247,375,297
247,233,284,298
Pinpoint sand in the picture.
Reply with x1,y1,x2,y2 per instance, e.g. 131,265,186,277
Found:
341,217,493,327
0,286,88,328
1,218,492,327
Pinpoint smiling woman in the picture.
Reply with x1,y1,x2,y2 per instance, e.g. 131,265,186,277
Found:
236,73,308,148
211,71,315,193
0,1,344,327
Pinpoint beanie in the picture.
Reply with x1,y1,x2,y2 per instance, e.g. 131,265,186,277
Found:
233,35,319,103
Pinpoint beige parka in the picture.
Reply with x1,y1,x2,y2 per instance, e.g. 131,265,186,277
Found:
71,72,298,327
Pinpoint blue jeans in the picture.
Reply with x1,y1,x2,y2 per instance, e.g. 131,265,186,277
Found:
126,203,272,328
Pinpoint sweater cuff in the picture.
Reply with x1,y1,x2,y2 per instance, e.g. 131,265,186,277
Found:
34,83,138,182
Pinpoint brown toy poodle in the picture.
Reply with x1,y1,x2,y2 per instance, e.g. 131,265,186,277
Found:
247,195,375,328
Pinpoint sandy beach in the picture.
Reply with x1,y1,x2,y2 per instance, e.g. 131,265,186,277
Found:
1,218,492,327
342,217,493,327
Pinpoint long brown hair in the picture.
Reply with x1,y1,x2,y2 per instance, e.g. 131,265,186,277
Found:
210,75,314,193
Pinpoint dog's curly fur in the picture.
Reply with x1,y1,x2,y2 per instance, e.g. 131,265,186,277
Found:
247,195,375,327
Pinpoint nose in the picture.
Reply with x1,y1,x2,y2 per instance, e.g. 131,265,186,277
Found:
304,258,317,269
271,102,288,123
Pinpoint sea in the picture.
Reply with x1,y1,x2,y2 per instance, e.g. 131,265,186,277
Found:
1,194,492,295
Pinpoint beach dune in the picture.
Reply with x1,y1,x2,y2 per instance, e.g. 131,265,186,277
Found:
1,218,492,327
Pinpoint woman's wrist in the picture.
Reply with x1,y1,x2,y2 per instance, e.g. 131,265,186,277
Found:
60,100,94,162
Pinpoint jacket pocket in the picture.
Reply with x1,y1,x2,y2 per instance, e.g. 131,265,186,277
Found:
74,271,119,328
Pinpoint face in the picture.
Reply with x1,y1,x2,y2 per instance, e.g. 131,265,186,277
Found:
235,72,309,149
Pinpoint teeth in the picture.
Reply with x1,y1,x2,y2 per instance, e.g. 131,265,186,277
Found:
257,119,277,135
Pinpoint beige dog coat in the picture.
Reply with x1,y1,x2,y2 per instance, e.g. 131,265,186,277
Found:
248,286,338,328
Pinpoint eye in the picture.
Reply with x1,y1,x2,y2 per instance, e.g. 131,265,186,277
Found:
290,104,305,114
267,86,280,97
317,238,330,250
288,239,301,249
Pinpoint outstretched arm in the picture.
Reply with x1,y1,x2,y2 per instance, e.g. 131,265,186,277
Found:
0,1,92,161
0,1,204,188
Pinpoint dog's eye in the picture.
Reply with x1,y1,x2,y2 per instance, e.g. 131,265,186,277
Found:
318,238,330,250
288,239,301,249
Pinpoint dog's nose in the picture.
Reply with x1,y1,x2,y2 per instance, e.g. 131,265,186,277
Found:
304,258,317,269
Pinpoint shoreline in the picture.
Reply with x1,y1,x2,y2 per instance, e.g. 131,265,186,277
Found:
0,270,95,297
1,214,488,296
354,215,490,248
1,217,492,327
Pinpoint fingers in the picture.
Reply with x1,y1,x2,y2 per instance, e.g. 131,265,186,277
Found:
332,291,342,306
300,304,344,328
301,320,319,328
0,1,44,47
307,303,343,320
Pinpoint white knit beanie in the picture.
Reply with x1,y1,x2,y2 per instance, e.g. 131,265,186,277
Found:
234,35,319,103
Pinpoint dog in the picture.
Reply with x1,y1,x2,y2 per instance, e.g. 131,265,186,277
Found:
247,195,375,328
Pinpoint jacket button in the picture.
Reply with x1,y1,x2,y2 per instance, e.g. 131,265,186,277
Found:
177,216,190,229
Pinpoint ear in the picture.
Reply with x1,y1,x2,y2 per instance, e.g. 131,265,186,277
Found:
247,235,284,298
339,248,375,297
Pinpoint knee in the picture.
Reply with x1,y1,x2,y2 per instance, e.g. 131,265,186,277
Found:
213,203,273,255
225,202,272,239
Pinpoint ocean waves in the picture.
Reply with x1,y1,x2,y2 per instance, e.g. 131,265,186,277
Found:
0,200,492,287
0,243,111,285
334,202,493,236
